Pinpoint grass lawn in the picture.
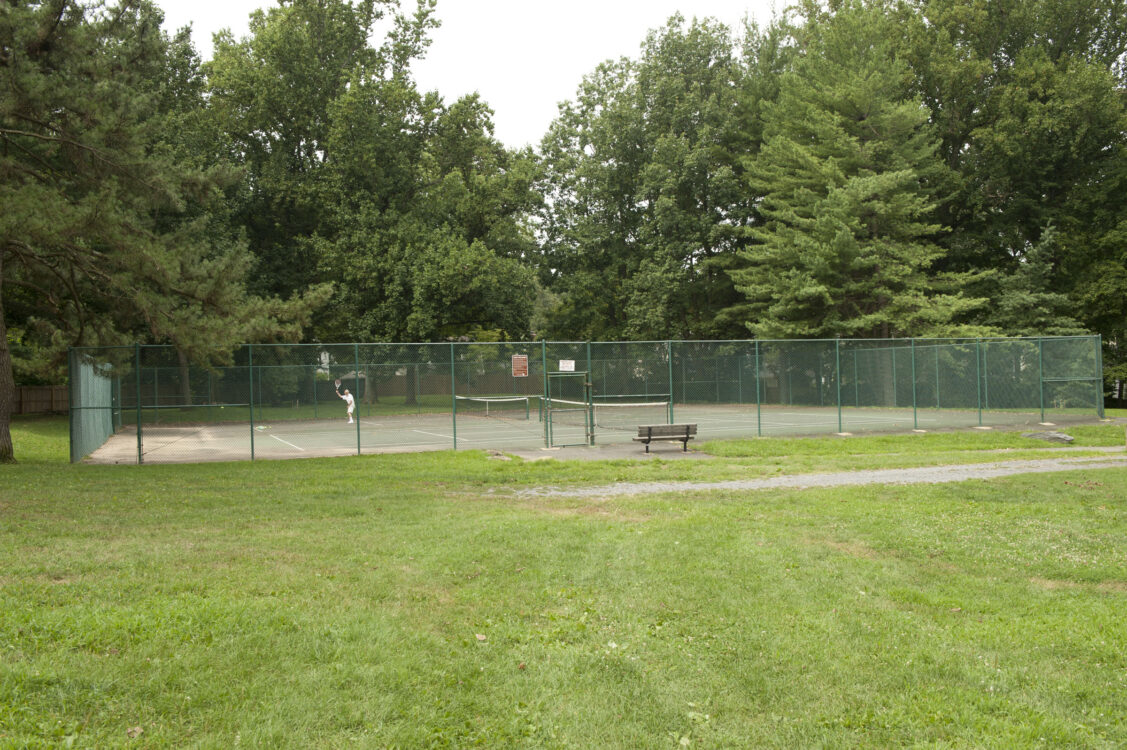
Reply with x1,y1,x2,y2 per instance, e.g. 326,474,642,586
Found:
2,417,1125,747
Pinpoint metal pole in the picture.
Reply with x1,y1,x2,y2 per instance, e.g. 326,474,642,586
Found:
1038,338,1045,423
355,342,362,455
976,339,982,426
1096,335,1106,419
755,340,762,438
982,341,989,411
135,343,143,465
586,341,594,445
542,340,549,448
835,339,843,433
911,338,918,429
667,340,675,424
450,342,457,450
248,344,255,461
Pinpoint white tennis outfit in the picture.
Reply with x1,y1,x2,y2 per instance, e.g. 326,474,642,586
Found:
339,391,355,423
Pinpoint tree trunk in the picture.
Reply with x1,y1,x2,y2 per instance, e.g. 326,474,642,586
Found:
177,348,193,407
405,364,418,406
0,253,16,462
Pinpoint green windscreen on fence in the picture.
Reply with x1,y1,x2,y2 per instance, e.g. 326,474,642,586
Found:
68,335,1105,464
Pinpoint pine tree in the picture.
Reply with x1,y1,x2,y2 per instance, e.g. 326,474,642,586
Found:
0,0,327,462
731,1,981,340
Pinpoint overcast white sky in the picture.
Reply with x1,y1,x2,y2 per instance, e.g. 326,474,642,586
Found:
158,0,779,149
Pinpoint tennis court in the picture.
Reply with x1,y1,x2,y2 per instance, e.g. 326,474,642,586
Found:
71,336,1105,464
84,399,1093,464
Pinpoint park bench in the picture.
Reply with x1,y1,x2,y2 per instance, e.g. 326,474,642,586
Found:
633,423,697,453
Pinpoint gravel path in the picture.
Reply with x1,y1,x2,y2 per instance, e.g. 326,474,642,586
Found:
514,454,1127,498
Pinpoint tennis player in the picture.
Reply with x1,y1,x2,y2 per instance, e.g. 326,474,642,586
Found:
337,387,355,424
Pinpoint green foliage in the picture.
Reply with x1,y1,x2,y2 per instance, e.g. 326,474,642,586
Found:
0,0,329,461
539,16,762,340
731,1,980,339
205,0,539,343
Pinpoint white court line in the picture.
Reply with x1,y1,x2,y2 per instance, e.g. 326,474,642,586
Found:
270,434,306,451
413,429,453,439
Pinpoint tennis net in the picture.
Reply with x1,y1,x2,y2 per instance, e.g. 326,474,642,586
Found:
548,398,670,432
454,395,533,420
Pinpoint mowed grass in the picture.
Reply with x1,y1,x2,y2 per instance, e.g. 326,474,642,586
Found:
2,417,1126,747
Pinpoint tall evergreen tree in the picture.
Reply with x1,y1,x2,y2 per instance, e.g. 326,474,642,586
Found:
731,1,981,339
0,0,327,462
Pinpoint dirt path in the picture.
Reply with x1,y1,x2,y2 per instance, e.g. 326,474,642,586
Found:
514,454,1127,498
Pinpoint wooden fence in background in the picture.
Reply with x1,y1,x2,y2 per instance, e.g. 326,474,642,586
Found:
14,386,68,415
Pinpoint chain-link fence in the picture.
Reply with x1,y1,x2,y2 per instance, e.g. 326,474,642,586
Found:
69,336,1105,463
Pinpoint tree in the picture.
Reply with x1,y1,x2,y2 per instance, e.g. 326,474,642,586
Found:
318,87,541,344
539,15,766,340
730,1,981,340
204,0,437,302
0,0,327,462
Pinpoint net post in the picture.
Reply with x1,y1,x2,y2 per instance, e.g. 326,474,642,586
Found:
135,343,143,465
355,343,362,455
911,338,918,429
450,342,457,450
667,340,674,424
1096,334,1106,419
248,344,255,461
1038,337,1045,423
835,338,842,434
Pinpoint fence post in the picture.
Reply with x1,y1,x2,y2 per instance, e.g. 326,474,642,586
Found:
1096,335,1105,419
541,340,549,448
982,340,989,411
975,338,982,426
248,344,255,461
835,338,843,433
450,342,457,451
755,340,762,438
135,343,143,465
586,341,594,445
667,340,674,424
355,342,362,455
1038,338,1045,423
911,338,917,430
